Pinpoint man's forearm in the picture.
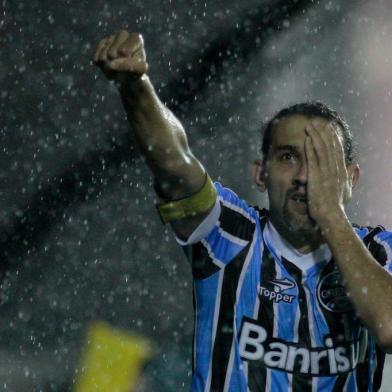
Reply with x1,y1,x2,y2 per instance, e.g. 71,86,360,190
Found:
118,75,205,198
119,76,190,171
320,211,392,351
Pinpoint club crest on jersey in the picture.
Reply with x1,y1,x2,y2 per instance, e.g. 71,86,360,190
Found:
258,277,296,303
317,270,353,313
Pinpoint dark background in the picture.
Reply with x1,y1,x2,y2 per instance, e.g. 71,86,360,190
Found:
1,0,391,390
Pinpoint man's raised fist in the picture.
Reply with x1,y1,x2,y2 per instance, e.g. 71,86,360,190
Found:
93,31,148,81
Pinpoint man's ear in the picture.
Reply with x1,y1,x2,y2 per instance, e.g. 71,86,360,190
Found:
343,162,360,204
252,159,267,192
348,162,360,190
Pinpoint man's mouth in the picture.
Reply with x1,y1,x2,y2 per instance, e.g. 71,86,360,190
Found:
290,193,307,205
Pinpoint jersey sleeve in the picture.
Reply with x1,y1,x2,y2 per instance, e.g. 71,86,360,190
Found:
175,182,258,280
373,229,392,273
357,226,392,272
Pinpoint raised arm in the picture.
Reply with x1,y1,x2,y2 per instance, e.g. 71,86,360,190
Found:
92,30,215,239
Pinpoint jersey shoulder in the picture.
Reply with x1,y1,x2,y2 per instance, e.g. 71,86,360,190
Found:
354,224,392,266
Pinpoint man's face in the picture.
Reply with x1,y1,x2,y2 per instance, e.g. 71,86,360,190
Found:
263,114,341,234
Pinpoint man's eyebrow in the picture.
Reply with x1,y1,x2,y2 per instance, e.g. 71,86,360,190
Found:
274,145,300,153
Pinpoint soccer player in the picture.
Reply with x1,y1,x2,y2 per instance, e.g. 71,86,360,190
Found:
93,31,392,391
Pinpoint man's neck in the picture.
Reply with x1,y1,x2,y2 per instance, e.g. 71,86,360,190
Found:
268,216,324,255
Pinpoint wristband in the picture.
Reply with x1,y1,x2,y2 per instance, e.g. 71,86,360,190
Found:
156,173,217,224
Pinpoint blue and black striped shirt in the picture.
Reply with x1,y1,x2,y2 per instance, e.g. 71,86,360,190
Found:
176,182,392,392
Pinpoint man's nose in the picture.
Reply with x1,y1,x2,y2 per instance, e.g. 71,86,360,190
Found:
293,160,307,186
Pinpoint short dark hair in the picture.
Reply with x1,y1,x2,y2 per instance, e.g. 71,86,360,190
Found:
260,101,356,163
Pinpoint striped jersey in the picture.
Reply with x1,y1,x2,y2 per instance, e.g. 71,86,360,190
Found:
175,181,392,392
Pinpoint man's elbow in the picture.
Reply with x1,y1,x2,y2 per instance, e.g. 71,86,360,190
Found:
375,326,392,353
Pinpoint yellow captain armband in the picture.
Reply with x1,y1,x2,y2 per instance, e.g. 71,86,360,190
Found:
156,173,217,224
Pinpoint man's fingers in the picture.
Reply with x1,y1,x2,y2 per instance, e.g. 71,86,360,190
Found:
313,120,335,167
312,120,329,143
96,35,115,64
93,31,148,80
93,38,109,63
331,125,347,169
109,56,148,74
305,135,317,171
107,30,131,60
93,32,146,72
117,33,144,57
305,123,327,166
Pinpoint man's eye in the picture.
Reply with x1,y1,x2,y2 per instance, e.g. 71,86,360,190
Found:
280,153,296,161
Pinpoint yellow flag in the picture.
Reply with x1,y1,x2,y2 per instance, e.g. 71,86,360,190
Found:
75,321,153,392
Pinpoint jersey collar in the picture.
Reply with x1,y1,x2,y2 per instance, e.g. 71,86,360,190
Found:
264,221,332,272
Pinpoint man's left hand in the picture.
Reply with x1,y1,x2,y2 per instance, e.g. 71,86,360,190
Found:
304,120,351,228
